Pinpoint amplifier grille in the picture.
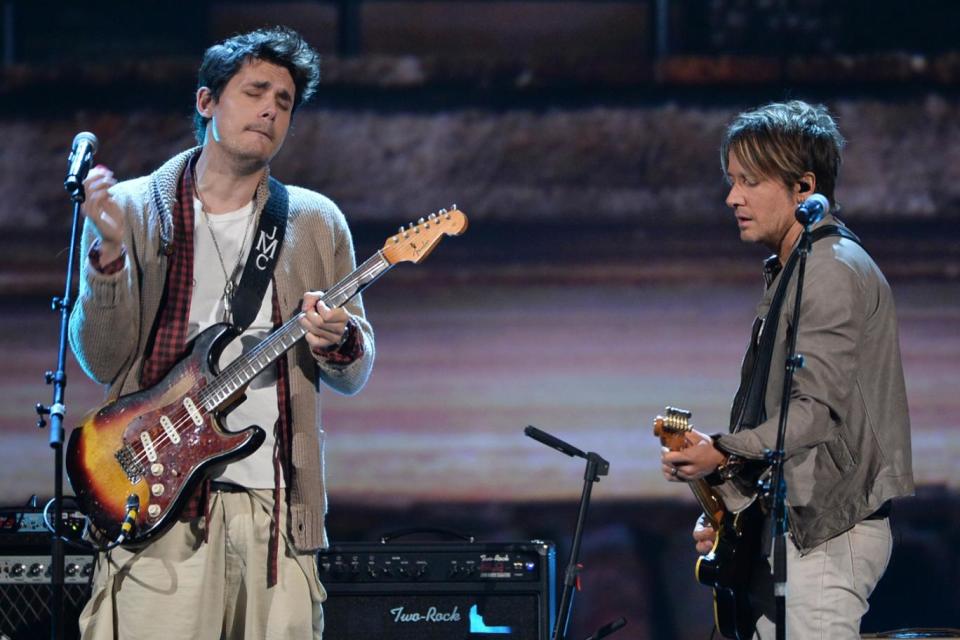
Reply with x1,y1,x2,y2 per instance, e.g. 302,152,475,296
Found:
0,582,89,640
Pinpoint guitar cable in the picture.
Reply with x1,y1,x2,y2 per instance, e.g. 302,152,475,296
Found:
42,496,99,551
111,494,140,547
43,495,140,552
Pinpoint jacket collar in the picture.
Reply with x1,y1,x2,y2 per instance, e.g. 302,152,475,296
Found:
149,146,272,255
761,213,843,288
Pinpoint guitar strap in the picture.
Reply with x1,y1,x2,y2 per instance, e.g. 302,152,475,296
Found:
729,224,862,434
229,176,288,330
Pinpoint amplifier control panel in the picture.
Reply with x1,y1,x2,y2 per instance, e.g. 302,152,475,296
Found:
0,555,94,584
319,541,553,584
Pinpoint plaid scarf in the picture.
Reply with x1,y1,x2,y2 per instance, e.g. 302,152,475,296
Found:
139,155,290,587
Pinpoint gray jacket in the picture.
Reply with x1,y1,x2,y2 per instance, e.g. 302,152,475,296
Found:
68,148,375,551
717,216,914,552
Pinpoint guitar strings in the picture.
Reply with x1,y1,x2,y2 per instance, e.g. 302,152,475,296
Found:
127,253,390,468
127,303,309,466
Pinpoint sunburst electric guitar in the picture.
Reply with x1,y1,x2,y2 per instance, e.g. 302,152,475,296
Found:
66,208,468,545
653,406,762,640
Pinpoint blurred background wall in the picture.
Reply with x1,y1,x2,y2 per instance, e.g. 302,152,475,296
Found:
1,2,958,638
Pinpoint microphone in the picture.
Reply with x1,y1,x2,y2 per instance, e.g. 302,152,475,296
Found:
64,131,99,197
795,193,829,226
524,425,586,459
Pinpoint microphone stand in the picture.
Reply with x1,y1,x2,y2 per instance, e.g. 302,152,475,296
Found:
766,217,817,640
524,426,616,640
35,179,86,640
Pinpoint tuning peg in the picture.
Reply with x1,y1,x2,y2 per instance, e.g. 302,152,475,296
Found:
450,203,457,211
428,213,437,219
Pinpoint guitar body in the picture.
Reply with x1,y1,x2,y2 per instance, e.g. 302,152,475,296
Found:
654,407,762,640
65,207,468,546
695,500,763,640
66,323,265,544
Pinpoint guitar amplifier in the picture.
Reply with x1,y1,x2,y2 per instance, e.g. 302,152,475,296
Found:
0,508,93,640
318,540,556,640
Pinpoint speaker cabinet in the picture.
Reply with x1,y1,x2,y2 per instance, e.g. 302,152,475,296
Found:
0,554,94,640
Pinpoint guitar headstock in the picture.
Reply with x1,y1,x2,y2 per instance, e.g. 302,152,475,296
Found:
653,406,693,451
381,206,468,265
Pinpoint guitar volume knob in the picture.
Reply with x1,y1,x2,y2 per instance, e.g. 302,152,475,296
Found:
147,504,161,519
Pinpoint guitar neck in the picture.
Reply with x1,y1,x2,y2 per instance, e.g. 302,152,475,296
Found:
689,479,725,529
200,251,392,410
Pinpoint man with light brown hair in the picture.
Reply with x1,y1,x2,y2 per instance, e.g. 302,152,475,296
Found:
661,101,913,638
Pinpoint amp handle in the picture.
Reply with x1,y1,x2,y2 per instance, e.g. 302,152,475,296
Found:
379,527,475,544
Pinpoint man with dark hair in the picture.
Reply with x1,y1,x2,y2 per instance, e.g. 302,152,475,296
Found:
70,26,371,639
192,26,320,145
661,101,913,638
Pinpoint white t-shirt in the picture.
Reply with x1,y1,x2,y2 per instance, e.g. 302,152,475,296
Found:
187,198,281,488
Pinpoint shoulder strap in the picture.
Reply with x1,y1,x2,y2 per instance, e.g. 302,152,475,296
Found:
230,176,289,330
730,224,861,433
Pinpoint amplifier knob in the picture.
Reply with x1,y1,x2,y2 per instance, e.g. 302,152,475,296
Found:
66,563,80,576
82,563,94,577
416,564,428,578
29,563,45,576
10,563,26,577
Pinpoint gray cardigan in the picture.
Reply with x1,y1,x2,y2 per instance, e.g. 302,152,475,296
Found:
718,215,914,552
68,148,375,551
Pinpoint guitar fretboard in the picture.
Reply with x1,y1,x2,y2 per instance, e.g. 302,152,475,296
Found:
199,251,391,410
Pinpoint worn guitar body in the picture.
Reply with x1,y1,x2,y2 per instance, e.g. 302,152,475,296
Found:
66,207,469,546
66,324,264,543
696,501,763,640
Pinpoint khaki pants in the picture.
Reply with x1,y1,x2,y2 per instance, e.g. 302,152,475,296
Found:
750,518,893,640
79,488,326,640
